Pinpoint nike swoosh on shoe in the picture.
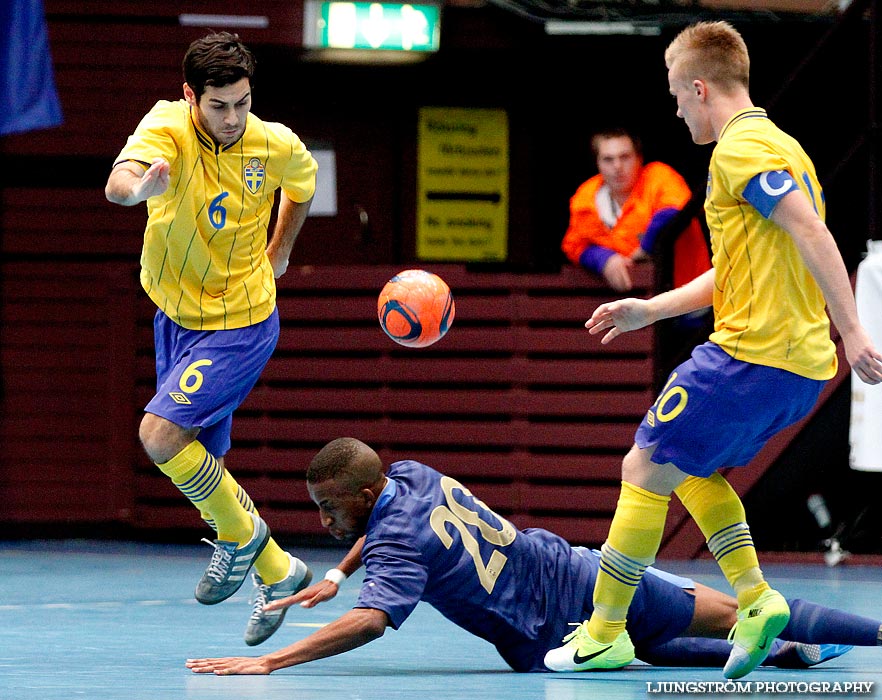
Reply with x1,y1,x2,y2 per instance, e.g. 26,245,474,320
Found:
573,645,612,664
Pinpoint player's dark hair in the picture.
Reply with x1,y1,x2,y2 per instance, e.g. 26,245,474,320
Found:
590,127,644,160
308,438,383,490
183,31,255,100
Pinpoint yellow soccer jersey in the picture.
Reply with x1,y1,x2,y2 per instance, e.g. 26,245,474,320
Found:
706,108,836,380
114,99,317,330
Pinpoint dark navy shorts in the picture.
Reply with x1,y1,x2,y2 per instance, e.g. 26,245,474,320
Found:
635,342,825,477
144,308,279,457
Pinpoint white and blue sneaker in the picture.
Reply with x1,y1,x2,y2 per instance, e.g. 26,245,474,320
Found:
195,512,270,605
771,642,854,668
244,554,313,646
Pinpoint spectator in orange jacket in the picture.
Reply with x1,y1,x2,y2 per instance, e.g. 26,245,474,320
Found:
561,128,711,291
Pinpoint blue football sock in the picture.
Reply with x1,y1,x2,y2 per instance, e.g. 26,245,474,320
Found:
779,598,880,646
636,637,786,667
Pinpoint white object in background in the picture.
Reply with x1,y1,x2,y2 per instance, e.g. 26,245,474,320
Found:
849,240,882,472
309,149,338,217
807,493,831,529
824,538,850,567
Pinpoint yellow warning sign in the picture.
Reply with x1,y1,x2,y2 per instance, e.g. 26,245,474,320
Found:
417,107,508,261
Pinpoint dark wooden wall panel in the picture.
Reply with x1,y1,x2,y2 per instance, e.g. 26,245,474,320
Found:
5,3,661,544
0,2,656,542
4,1,304,158
2,189,144,256
2,3,838,555
0,252,838,550
0,262,139,524
111,264,657,543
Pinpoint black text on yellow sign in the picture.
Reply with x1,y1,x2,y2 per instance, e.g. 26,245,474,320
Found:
417,107,509,262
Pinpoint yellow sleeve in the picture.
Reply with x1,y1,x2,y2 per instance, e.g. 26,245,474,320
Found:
113,100,182,169
714,136,789,201
279,129,318,203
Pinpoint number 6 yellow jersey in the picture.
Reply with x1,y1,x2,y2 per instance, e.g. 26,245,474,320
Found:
113,99,317,330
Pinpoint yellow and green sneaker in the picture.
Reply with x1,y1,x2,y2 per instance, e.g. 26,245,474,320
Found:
724,589,791,679
544,622,635,672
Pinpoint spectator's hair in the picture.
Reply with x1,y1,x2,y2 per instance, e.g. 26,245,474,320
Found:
183,32,256,100
665,21,750,94
307,438,384,492
590,128,643,160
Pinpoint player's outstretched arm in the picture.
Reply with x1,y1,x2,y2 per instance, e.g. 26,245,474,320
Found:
105,158,170,206
266,536,366,611
186,607,389,675
585,297,654,345
586,269,714,344
269,578,341,610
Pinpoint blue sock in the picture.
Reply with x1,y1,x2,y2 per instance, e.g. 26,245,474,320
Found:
637,638,786,667
637,598,880,668
779,598,880,646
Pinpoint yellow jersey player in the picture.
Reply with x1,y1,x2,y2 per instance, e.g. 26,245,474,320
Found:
105,31,318,646
545,20,882,680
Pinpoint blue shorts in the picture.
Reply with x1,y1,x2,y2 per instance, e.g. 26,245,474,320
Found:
144,309,279,457
635,342,825,477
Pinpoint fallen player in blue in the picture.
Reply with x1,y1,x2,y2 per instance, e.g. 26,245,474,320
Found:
187,439,878,675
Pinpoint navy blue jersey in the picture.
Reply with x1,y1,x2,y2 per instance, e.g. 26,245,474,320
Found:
355,460,694,672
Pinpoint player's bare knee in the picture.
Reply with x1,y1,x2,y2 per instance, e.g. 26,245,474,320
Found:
139,413,197,464
622,444,657,486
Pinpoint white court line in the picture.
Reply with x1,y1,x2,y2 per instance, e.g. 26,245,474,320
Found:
0,599,199,610
0,600,338,625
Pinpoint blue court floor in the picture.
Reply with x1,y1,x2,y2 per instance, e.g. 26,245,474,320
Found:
1,540,880,700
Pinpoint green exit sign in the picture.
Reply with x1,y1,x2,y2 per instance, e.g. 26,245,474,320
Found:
304,1,441,52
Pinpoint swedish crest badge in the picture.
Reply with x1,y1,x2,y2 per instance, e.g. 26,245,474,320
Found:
244,157,265,194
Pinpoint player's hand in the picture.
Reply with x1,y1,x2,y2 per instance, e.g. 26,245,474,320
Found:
630,247,650,263
186,656,271,675
268,254,289,279
602,254,635,292
264,579,340,611
585,298,654,344
133,158,170,201
843,328,882,385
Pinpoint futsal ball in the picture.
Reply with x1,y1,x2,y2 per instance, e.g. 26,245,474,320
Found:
377,269,455,348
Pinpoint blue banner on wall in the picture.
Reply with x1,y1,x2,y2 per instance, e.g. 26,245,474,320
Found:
1,0,63,136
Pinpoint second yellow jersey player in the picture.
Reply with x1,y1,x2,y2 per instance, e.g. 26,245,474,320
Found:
707,107,835,379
